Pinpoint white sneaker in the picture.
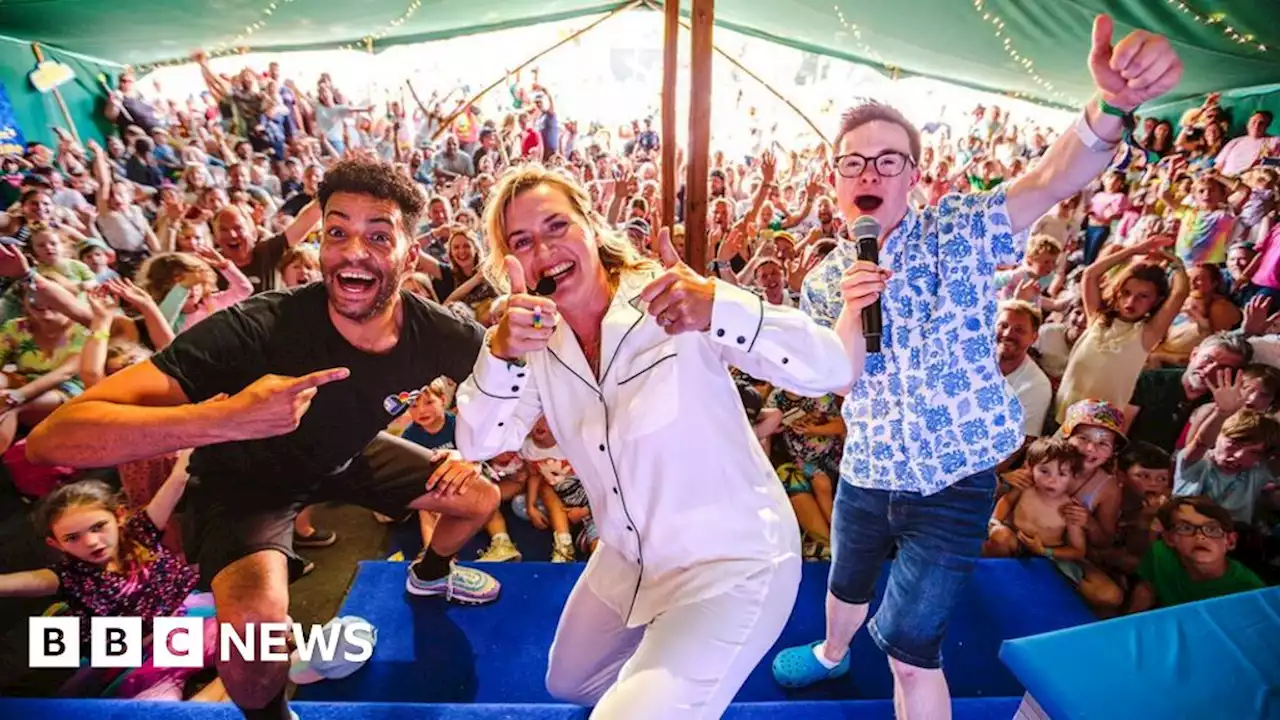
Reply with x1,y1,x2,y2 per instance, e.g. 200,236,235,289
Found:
477,536,522,562
551,540,575,563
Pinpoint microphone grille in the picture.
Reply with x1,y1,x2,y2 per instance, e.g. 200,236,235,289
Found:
534,276,558,296
852,216,882,241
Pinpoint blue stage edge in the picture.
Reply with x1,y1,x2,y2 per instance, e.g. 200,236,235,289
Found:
1,559,1095,718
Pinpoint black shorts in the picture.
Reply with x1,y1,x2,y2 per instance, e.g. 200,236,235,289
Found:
184,431,443,588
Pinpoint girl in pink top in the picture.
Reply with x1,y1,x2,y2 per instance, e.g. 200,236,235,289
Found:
136,247,254,332
1243,224,1280,311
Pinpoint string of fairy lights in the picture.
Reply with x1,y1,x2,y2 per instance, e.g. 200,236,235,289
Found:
339,0,424,53
971,0,1083,107
1164,0,1266,52
831,4,898,76
135,0,297,73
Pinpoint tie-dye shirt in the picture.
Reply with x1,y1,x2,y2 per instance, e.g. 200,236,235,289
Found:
1173,207,1234,265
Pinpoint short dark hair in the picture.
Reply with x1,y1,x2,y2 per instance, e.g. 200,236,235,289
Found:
1157,495,1234,533
1024,437,1085,476
836,101,922,162
317,159,427,236
1118,441,1171,472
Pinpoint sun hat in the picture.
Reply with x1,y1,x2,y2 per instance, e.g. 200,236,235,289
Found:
1058,399,1128,448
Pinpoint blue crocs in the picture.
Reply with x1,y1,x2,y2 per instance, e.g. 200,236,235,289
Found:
772,641,850,688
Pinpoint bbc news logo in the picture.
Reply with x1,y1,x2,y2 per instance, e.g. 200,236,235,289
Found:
29,617,375,668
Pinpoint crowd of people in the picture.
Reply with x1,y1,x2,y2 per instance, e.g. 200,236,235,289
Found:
0,28,1274,712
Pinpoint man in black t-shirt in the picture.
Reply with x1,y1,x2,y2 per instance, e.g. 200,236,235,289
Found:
213,198,320,294
27,159,501,720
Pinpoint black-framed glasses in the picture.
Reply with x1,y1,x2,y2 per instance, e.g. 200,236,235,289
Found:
834,151,915,179
1170,522,1227,539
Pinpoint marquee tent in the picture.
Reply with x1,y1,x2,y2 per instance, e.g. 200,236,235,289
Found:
2,0,1278,146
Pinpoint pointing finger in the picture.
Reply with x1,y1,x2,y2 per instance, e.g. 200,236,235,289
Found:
292,367,351,391
504,255,527,295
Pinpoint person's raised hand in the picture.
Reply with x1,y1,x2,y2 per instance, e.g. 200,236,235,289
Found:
840,260,891,313
222,368,350,441
1241,296,1280,337
490,255,557,361
1207,367,1247,415
1014,277,1040,303
1088,15,1183,112
105,278,154,310
641,228,715,335
0,244,30,279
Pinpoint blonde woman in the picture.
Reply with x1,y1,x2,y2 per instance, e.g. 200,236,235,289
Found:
455,166,864,717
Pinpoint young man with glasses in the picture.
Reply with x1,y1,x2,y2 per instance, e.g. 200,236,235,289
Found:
1127,496,1263,612
773,15,1184,718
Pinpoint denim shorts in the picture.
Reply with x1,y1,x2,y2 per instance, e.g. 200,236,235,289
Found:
828,469,997,669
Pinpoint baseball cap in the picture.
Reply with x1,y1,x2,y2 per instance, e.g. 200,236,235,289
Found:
288,616,377,685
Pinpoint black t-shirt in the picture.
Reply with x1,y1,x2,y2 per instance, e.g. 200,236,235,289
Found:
151,283,485,484
1128,369,1206,453
224,233,287,295
280,188,308,215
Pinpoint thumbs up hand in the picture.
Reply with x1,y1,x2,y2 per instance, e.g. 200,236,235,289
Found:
1087,14,1182,112
640,228,716,335
490,255,559,362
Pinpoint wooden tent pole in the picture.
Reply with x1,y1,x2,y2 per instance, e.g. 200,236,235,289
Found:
642,0,827,145
684,0,713,273
660,0,679,230
30,43,81,144
433,0,644,141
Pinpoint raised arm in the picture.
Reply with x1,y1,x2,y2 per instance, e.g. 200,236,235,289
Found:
1006,17,1182,233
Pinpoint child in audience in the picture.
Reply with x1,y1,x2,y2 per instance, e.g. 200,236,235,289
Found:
137,248,252,333
995,234,1062,304
986,438,1088,566
1055,235,1188,423
401,378,466,561
518,416,595,562
279,244,322,288
1096,442,1173,575
475,451,529,563
1127,496,1265,612
0,478,223,700
78,237,121,284
1175,408,1279,527
764,388,842,555
1180,364,1280,450
1170,175,1235,266
29,228,97,294
1083,170,1128,264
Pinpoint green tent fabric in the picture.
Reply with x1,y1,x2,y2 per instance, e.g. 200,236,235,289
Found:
0,36,121,149
0,0,1278,144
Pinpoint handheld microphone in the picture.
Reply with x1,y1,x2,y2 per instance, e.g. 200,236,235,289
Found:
851,216,883,354
534,276,557,296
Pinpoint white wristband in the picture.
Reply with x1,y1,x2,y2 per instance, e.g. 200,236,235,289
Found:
1072,110,1119,153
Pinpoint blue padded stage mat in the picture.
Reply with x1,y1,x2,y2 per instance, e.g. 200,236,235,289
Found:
0,697,1023,719
297,558,1094,704
1002,586,1280,720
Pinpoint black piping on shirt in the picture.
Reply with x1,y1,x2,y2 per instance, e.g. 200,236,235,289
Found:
746,292,765,353
617,353,677,385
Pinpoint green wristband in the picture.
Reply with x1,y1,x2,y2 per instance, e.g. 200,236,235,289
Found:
1098,98,1134,118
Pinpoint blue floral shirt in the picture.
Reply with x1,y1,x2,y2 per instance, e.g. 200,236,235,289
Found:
801,188,1028,496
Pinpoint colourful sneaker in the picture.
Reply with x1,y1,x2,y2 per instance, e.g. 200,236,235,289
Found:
477,536,522,562
772,641,849,689
405,562,501,605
